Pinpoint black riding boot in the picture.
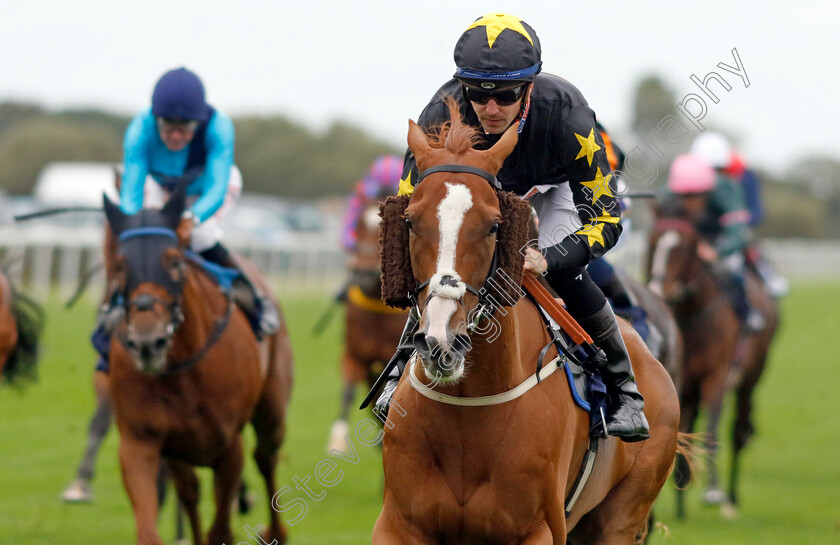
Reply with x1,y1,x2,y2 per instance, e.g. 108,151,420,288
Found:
374,309,420,418
579,302,650,442
200,243,280,339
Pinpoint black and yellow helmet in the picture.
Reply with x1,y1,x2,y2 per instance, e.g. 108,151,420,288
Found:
454,13,542,88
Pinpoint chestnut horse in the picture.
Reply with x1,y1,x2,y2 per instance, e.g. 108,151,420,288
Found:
647,217,778,517
102,187,293,545
0,266,43,384
373,106,680,544
327,198,408,452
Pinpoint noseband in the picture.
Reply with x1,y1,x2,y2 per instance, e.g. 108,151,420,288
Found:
410,164,504,329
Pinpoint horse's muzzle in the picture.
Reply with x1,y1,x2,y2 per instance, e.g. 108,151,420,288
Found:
125,326,172,374
413,331,471,383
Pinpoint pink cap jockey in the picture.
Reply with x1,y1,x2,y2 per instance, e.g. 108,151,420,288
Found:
667,154,716,194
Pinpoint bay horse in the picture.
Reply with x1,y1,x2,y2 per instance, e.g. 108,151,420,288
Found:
647,217,778,517
0,266,44,384
614,268,683,395
102,187,293,545
327,197,408,452
373,104,680,544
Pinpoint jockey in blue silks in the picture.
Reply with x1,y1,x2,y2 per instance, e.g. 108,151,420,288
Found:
94,67,278,365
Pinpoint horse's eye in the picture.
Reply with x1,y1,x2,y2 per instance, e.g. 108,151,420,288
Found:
489,222,500,235
405,218,413,231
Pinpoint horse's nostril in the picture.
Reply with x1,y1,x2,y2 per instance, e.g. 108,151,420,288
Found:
126,339,138,351
414,332,430,355
154,337,168,350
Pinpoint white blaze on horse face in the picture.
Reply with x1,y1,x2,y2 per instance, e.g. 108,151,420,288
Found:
649,230,681,296
423,182,472,354
428,183,473,299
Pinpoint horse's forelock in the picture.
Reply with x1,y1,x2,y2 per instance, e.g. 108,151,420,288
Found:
425,98,482,158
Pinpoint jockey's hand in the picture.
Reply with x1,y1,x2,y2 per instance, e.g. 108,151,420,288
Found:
697,241,718,263
176,216,195,247
523,247,548,276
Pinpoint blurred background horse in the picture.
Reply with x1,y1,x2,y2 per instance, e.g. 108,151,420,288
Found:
648,216,778,518
103,188,293,545
0,264,44,384
325,156,407,452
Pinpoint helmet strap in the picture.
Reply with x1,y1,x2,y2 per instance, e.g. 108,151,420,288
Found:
515,83,533,134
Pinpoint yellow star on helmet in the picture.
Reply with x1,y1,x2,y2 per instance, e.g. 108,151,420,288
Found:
580,168,614,204
575,128,601,166
398,172,414,196
466,13,534,48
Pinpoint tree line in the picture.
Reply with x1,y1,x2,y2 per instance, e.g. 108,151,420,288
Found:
2,74,838,239
0,102,399,199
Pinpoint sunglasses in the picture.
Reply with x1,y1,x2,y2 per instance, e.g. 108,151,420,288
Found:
463,84,527,106
156,117,199,135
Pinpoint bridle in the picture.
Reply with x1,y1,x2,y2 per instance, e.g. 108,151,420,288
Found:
115,226,233,375
409,164,505,330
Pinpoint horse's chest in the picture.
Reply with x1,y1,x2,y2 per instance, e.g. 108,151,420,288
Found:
392,432,557,541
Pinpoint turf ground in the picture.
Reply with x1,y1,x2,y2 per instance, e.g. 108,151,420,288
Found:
0,281,838,544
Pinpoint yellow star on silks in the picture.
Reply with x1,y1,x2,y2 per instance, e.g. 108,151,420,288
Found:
398,172,414,196
580,168,614,204
466,13,534,48
576,214,620,248
574,128,601,166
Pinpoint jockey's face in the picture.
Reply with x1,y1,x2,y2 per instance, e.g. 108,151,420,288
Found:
677,193,708,221
157,118,198,151
468,91,524,135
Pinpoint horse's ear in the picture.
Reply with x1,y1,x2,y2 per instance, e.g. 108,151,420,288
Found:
379,194,413,309
491,191,532,306
481,123,519,175
407,119,434,172
112,165,123,192
162,183,187,229
103,193,127,235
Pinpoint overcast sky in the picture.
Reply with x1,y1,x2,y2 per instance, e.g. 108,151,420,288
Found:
2,0,838,174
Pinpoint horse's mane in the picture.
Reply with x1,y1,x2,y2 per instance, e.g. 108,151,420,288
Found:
426,97,482,156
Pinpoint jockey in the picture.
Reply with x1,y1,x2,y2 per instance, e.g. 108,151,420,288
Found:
587,125,636,313
719,141,789,298
662,153,764,331
105,67,279,343
340,155,404,252
377,13,649,442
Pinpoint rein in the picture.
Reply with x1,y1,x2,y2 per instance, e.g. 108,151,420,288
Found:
114,226,234,375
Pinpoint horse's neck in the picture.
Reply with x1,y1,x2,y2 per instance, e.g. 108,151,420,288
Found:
171,268,229,352
678,257,730,319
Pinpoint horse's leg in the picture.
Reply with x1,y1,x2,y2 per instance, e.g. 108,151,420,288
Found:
700,364,730,506
168,459,204,545
372,506,436,545
64,372,112,501
728,345,766,510
206,438,243,545
119,437,164,545
251,385,288,544
674,379,700,519
520,523,556,544
327,351,359,453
